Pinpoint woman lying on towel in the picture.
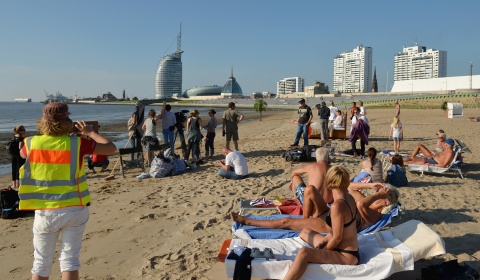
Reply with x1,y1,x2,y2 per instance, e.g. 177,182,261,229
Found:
284,166,359,279
231,181,399,234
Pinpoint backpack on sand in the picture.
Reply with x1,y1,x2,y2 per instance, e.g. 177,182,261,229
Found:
1,188,21,219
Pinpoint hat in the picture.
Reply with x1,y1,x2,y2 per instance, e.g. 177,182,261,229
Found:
42,102,70,121
298,98,305,103
444,138,454,146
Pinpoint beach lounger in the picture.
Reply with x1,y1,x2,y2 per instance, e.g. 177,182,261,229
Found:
224,220,446,280
232,204,401,239
407,145,465,179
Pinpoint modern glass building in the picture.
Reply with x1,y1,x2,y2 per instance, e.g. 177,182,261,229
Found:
183,85,223,97
221,73,243,97
154,52,182,99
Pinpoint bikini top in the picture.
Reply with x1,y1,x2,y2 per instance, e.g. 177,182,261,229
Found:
325,198,358,228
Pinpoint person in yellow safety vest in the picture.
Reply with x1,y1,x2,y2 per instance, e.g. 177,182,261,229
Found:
18,102,117,280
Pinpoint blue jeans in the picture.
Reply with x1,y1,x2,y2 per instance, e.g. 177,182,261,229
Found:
293,123,309,146
163,128,175,153
217,166,246,180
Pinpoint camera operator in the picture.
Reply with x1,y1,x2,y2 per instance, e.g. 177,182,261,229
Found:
159,101,177,154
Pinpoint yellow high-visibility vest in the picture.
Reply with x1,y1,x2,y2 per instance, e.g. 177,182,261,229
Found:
19,135,90,210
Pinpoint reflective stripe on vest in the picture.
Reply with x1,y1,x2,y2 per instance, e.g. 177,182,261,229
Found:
19,135,90,210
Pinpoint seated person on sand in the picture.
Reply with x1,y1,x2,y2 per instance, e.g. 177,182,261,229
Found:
289,148,332,214
87,154,109,173
283,166,360,279
359,147,384,183
215,147,248,179
403,138,455,168
231,181,400,234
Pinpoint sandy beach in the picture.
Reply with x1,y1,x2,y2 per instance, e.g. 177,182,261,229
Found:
1,105,479,279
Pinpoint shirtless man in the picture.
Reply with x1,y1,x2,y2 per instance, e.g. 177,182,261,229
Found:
289,148,332,211
403,138,455,167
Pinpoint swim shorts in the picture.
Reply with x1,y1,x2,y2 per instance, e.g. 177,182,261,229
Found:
424,157,438,164
295,183,307,205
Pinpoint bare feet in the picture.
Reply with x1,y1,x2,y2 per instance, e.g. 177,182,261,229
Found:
230,212,247,224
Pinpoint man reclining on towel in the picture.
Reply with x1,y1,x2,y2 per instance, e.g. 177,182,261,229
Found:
231,181,400,234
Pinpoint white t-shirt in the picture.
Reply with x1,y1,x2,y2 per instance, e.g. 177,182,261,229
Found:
225,150,248,176
328,106,338,121
360,106,366,115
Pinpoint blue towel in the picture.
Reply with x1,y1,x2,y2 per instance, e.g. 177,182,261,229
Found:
232,206,400,239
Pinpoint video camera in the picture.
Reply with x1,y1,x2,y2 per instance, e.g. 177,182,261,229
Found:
174,110,189,130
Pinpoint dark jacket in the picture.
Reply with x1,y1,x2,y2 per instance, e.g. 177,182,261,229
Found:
319,106,330,120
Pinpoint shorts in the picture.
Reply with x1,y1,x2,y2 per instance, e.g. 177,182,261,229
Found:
32,206,89,277
392,137,401,141
295,183,307,205
424,157,438,164
226,130,239,141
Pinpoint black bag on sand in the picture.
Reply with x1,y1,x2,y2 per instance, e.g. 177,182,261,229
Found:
421,259,479,280
303,145,321,161
282,148,306,162
1,188,21,219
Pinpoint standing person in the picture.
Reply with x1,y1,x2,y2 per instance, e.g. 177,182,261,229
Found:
222,102,244,151
159,101,177,154
395,100,401,117
186,110,203,160
283,166,359,280
215,147,248,180
318,101,330,141
142,108,161,166
389,116,403,154
127,112,141,161
18,102,117,280
359,101,366,116
291,98,313,147
349,107,370,158
10,125,26,189
204,109,217,160
328,101,338,126
349,101,357,120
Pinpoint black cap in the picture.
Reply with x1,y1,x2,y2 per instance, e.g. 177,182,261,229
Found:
298,98,305,103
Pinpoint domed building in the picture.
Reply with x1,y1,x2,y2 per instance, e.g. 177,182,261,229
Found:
221,70,243,97
182,85,222,98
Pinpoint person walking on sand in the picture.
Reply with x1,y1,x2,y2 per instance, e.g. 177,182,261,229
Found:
222,102,244,151
204,109,217,160
389,116,403,154
10,125,26,189
291,98,313,147
395,100,401,117
18,102,117,280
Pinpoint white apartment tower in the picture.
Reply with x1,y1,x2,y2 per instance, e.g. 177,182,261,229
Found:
277,77,304,95
333,45,372,93
394,44,447,81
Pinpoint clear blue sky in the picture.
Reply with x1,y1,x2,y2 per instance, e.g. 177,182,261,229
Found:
1,0,479,102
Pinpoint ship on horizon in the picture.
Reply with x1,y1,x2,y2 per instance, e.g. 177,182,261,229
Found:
14,97,32,102
42,91,72,103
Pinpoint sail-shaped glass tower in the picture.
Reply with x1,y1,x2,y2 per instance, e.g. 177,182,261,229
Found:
155,26,183,99
155,52,182,99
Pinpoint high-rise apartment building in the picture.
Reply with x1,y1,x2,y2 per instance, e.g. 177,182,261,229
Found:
277,77,304,95
393,44,447,81
333,45,372,93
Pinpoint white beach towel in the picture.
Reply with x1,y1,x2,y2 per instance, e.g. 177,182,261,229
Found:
225,220,445,280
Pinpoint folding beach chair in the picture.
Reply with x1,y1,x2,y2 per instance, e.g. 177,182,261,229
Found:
407,145,465,179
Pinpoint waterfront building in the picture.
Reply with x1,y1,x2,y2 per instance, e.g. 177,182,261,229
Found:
183,85,222,98
391,75,480,93
393,44,447,81
277,77,304,95
333,45,372,93
221,70,243,97
155,27,184,99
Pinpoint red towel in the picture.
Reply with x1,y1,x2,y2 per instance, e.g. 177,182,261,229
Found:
278,199,303,215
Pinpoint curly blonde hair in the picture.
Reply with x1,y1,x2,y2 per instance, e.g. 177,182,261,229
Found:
37,118,73,136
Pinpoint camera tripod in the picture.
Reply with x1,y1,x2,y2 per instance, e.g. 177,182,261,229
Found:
174,127,188,159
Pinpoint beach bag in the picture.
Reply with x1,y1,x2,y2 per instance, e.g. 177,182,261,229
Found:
171,158,187,175
1,188,21,219
281,148,306,162
6,138,18,155
149,155,173,178
303,145,320,161
387,164,408,187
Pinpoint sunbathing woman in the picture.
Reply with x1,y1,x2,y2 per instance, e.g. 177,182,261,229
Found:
231,181,399,234
284,166,359,279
